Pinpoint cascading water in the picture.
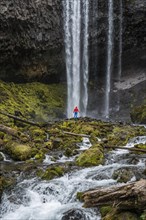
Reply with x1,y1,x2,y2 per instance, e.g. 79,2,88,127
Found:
117,0,123,111
104,0,114,118
1,136,146,220
63,0,89,118
81,0,89,117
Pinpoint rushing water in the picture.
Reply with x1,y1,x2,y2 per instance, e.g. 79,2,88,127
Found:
63,0,89,118
1,136,146,220
104,0,114,118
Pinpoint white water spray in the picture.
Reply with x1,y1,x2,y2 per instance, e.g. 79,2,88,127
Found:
117,0,123,111
63,0,89,118
105,0,114,118
82,0,89,116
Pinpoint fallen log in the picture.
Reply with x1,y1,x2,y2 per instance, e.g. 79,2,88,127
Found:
63,131,90,138
0,111,40,127
0,124,19,137
104,145,146,153
0,124,29,140
82,179,146,211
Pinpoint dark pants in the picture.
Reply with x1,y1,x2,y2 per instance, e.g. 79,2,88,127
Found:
74,112,78,119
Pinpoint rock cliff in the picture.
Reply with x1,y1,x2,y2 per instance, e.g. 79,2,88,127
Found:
0,0,145,84
0,0,65,82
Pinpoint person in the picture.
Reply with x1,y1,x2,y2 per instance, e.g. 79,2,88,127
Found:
73,106,80,119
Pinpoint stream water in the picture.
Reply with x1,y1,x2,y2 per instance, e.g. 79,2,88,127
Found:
1,136,146,220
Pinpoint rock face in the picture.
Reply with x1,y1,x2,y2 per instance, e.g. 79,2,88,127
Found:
0,0,145,83
0,0,65,83
89,0,146,80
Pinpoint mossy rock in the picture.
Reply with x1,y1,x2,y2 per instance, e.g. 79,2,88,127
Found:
76,146,104,167
134,143,146,150
29,127,46,142
34,151,45,161
4,142,36,161
112,168,134,183
140,210,146,220
130,104,146,124
107,125,146,147
101,209,138,220
76,192,84,202
38,166,65,180
0,176,15,200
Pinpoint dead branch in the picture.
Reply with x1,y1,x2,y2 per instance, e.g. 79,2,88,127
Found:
104,145,146,153
63,131,90,138
0,111,40,127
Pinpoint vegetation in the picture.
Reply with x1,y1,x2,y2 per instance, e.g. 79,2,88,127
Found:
0,80,146,219
130,103,146,124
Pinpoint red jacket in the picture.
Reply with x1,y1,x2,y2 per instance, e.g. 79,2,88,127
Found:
73,107,79,112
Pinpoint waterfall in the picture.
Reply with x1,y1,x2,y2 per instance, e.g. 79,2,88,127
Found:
117,0,123,111
81,0,89,117
104,0,114,118
63,0,89,118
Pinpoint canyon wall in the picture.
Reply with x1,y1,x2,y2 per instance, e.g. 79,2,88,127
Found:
0,0,65,83
0,0,145,84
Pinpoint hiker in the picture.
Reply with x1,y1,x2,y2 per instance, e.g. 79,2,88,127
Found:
73,106,79,119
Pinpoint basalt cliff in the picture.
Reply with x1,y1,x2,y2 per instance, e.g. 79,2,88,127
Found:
0,0,145,83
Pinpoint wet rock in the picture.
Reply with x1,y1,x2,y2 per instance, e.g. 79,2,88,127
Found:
62,209,87,220
112,168,135,183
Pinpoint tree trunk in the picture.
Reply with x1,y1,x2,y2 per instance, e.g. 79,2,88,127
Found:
82,179,146,211
0,124,29,140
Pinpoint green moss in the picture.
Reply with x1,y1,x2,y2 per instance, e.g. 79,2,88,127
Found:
4,142,35,161
100,209,138,220
140,210,146,220
0,176,15,198
38,166,65,180
100,206,113,217
76,146,104,167
130,104,146,124
76,192,84,202
0,80,66,125
135,143,146,150
34,151,45,161
107,125,146,147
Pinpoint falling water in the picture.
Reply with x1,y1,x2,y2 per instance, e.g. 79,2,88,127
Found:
117,0,123,111
63,0,89,118
81,0,89,117
104,0,114,118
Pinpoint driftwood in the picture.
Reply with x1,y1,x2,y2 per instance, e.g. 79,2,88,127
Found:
104,145,146,153
0,124,19,137
0,124,29,140
63,131,90,138
0,111,40,127
82,179,146,211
